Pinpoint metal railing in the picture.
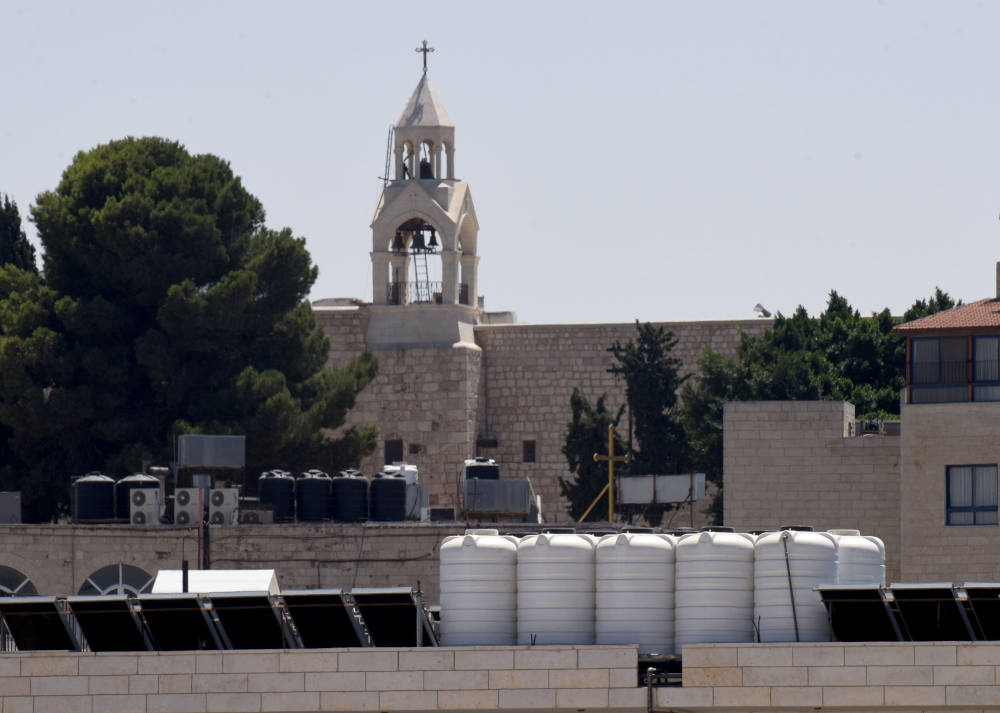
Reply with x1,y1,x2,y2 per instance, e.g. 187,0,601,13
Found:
387,282,471,306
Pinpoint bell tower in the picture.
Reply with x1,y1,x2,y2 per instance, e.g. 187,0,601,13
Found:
368,44,481,348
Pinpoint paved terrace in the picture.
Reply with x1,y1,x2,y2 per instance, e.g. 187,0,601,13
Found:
3,642,1000,712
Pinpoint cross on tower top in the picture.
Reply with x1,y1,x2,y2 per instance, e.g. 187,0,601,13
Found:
415,40,435,73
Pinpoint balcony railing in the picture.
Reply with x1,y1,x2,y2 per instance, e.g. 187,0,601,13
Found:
388,282,471,306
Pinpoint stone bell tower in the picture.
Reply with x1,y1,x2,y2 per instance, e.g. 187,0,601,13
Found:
367,46,481,348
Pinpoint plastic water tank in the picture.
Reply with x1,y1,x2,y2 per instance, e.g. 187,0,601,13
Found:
114,473,160,520
331,471,368,522
296,471,332,522
73,474,116,522
370,472,406,521
675,530,755,646
829,529,886,585
439,529,518,645
596,532,676,653
754,529,837,642
258,470,295,522
517,532,596,645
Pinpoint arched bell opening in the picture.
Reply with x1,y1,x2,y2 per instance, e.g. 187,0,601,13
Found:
387,218,443,305
418,139,438,179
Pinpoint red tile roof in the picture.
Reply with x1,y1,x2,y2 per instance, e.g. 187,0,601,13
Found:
894,298,1000,335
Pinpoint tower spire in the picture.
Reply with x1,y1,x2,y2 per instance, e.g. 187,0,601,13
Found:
415,40,435,74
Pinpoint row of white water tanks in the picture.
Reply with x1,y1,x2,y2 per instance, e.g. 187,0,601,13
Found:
439,528,885,653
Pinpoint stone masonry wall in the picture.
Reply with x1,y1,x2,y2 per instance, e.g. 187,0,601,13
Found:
723,401,901,582
899,400,1000,582
474,320,769,522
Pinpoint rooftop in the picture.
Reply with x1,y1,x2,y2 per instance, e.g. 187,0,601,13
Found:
894,297,1000,335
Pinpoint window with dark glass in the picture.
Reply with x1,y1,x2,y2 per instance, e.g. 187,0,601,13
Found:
973,336,1000,401
910,336,967,403
522,440,536,463
947,465,998,526
384,439,403,465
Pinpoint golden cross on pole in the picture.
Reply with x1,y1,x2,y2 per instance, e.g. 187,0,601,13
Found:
578,424,630,523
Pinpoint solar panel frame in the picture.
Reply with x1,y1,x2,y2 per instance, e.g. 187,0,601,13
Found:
136,593,223,651
888,583,975,641
281,589,371,648
66,595,152,652
960,582,1000,640
0,596,79,651
207,591,294,650
815,584,903,642
351,586,438,647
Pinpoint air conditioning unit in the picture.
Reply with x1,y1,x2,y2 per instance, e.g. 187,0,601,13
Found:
238,509,274,524
174,488,204,526
209,488,239,525
130,489,160,526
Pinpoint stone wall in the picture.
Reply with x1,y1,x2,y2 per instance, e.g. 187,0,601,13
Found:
899,400,1000,582
723,401,901,581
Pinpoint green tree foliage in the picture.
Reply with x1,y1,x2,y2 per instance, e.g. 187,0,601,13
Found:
0,195,37,273
679,289,957,522
559,388,625,522
0,137,377,521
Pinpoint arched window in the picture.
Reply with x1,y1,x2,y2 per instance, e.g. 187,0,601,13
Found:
0,566,37,596
78,564,154,596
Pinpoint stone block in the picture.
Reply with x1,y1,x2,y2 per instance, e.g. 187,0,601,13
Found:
20,656,78,676
770,686,823,707
549,668,609,689
915,646,957,666
792,646,844,667
192,673,248,693
146,693,208,713
513,649,577,670
884,685,946,706
2,696,32,713
742,666,808,686
223,654,280,674
608,687,645,709
0,659,19,677
195,655,223,674
89,675,129,695
438,689,499,710
488,669,548,690
129,675,158,694
821,686,884,706
498,688,555,709
957,644,1000,666
713,686,770,707
679,646,737,668
278,652,338,673
845,645,912,666
867,665,933,685
808,666,866,686
319,691,380,711
609,668,637,688
305,672,366,692
30,675,90,696
683,667,742,687
205,693,260,713
378,690,437,710
79,655,138,676
0,678,28,696
247,672,304,693
555,688,608,709
93,694,149,713
338,652,397,672
366,671,423,691
138,656,196,675
399,650,454,671
577,648,636,669
737,646,794,667
157,674,192,694
32,695,93,713
424,670,487,690
260,691,320,711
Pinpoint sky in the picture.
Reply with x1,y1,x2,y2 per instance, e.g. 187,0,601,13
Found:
3,1,999,324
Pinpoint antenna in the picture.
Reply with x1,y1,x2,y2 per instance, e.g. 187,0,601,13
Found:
380,126,394,186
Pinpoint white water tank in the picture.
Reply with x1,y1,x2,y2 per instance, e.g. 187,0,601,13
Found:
675,530,755,646
829,529,886,585
517,532,595,645
439,529,518,645
754,529,837,642
595,532,675,653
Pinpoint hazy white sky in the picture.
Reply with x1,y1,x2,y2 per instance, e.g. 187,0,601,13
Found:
3,1,999,323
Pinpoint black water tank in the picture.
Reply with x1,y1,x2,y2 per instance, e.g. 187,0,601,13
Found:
114,473,160,520
296,471,332,522
258,470,295,522
331,471,368,522
73,474,115,522
370,472,406,522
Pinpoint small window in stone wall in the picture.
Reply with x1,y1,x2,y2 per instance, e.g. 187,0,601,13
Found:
947,464,998,525
522,440,536,463
385,439,403,465
409,443,423,455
